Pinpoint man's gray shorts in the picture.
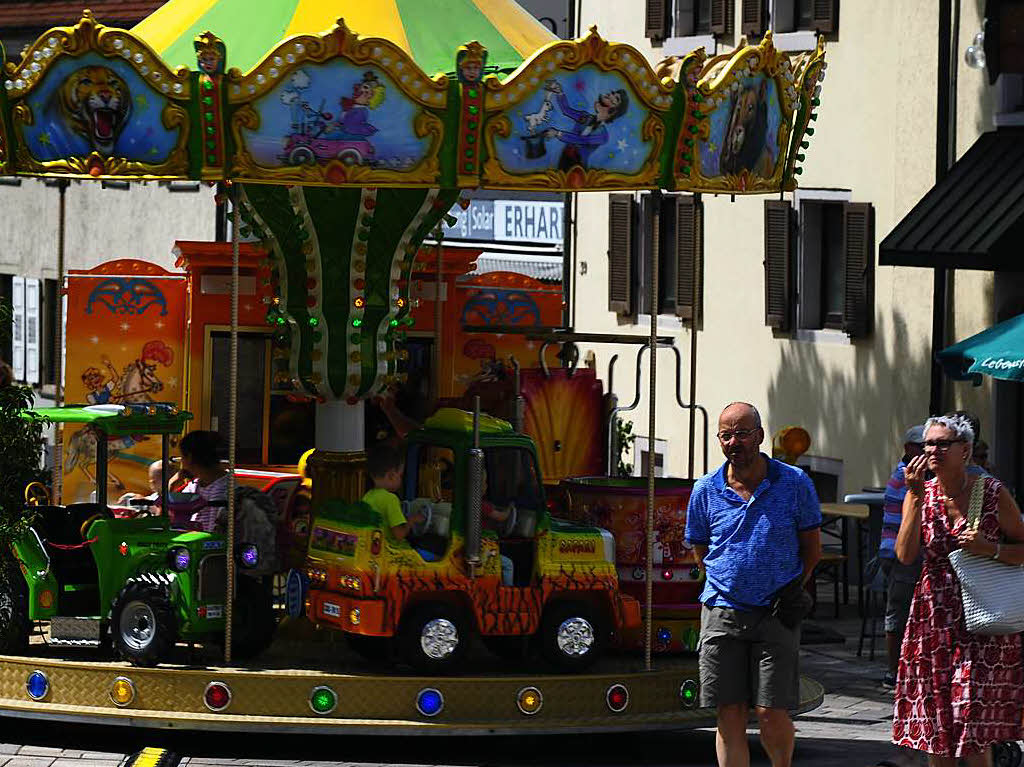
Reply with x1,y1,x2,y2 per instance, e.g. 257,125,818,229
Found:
880,558,920,635
698,604,800,710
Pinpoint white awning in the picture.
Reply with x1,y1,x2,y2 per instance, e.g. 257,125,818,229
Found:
466,252,564,283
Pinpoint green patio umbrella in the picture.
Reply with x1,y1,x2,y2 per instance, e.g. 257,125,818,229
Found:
937,313,1024,383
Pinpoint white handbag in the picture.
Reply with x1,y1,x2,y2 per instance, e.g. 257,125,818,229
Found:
948,477,1024,635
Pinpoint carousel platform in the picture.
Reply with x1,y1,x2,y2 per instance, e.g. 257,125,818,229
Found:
0,620,823,735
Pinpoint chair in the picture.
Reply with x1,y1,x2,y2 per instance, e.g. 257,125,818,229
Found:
811,551,847,618
858,556,888,659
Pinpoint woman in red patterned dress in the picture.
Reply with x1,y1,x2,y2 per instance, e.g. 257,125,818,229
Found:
893,413,1024,766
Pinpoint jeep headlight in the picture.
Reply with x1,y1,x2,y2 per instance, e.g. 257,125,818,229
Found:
167,546,191,572
237,543,259,569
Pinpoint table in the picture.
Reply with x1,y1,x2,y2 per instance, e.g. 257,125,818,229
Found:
820,503,870,615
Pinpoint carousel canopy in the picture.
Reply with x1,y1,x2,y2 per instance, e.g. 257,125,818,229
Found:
0,4,828,403
132,0,557,76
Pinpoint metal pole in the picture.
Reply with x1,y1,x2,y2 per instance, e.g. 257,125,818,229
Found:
562,192,573,330
929,0,954,415
433,228,444,404
160,434,170,510
224,184,240,665
53,180,67,504
645,190,661,672
687,196,700,480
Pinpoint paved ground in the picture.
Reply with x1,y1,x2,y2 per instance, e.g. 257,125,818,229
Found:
0,607,949,767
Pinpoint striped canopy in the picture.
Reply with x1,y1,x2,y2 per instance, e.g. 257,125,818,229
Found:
132,0,558,77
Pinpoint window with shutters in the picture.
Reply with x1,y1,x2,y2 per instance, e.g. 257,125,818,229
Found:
607,193,703,322
769,0,839,50
650,0,731,49
0,274,11,370
771,190,873,339
41,278,58,387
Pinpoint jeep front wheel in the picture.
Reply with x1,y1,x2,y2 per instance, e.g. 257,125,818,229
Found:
111,577,177,666
398,603,468,674
540,601,605,672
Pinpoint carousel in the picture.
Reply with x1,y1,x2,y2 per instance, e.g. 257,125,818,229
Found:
0,0,828,733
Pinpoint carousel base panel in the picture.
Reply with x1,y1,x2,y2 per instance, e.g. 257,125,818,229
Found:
0,629,824,735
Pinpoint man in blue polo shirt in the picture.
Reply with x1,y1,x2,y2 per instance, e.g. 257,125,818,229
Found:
685,402,822,767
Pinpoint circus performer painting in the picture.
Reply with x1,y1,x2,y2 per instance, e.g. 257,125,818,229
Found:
81,340,174,406
541,79,629,171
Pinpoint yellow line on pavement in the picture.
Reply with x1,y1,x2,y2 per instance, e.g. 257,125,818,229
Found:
124,747,180,767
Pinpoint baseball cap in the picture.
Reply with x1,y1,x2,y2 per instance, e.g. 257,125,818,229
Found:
903,425,925,445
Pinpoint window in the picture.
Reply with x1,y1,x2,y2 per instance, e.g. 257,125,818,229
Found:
633,436,668,478
770,0,837,34
741,0,768,37
607,193,704,324
484,446,543,513
647,0,730,41
7,276,39,383
0,274,11,368
763,195,875,337
207,330,315,465
40,278,57,387
159,180,202,193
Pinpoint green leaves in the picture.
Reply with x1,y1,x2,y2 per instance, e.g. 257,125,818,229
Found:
614,417,636,478
0,299,46,546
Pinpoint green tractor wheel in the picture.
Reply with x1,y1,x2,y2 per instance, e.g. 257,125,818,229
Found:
111,576,177,667
0,559,30,654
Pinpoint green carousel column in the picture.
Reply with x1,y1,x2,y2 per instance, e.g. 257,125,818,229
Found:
241,184,458,507
308,400,366,506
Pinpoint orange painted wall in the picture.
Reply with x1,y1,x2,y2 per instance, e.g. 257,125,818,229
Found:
63,260,186,502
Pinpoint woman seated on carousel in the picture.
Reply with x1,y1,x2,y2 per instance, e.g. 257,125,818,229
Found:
173,430,231,531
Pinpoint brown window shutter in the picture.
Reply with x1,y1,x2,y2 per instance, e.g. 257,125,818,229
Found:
675,196,704,324
608,194,635,315
763,199,793,330
842,202,874,338
646,0,667,39
741,0,765,36
710,0,729,34
812,0,836,33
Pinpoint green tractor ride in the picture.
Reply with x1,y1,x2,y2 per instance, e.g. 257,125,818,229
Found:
1,403,275,666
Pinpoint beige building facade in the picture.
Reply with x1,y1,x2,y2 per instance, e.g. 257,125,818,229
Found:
568,0,1003,498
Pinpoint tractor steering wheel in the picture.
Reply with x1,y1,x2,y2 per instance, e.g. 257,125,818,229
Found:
80,514,107,540
409,499,433,538
501,502,518,538
24,482,50,507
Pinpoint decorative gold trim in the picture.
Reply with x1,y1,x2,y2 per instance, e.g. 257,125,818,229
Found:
3,11,190,101
226,19,448,108
781,35,827,191
680,31,806,194
480,27,670,191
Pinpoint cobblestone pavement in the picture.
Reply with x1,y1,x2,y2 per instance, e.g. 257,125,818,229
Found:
0,610,1013,766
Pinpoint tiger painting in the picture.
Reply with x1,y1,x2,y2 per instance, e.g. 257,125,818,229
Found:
58,66,131,155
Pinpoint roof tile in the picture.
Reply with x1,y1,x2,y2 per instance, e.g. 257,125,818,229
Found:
0,2,163,30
